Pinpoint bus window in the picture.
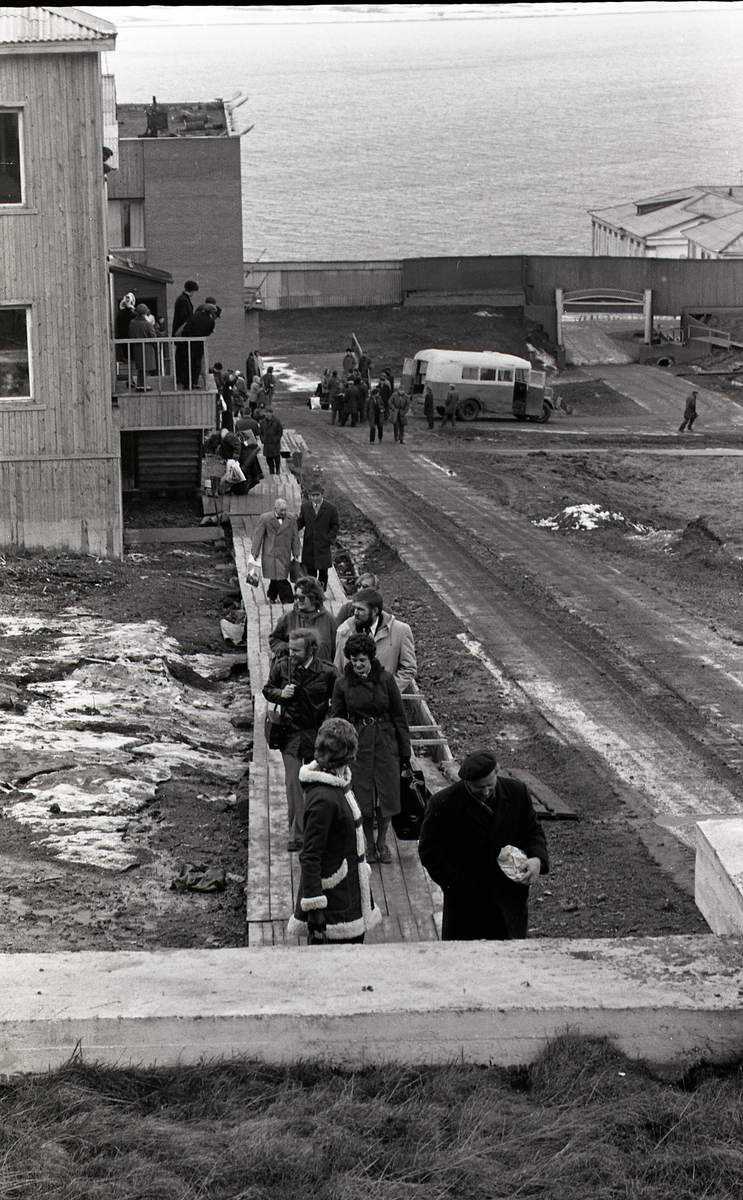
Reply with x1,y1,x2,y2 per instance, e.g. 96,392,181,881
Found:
497,369,513,382
461,367,478,380
480,368,496,381
515,369,529,383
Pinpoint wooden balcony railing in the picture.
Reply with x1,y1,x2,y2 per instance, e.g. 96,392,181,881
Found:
113,336,214,395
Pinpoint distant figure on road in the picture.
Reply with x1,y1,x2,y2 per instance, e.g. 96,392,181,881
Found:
441,384,459,429
366,386,387,443
328,372,344,425
418,749,549,941
423,384,435,430
679,390,698,433
342,346,357,379
390,385,410,444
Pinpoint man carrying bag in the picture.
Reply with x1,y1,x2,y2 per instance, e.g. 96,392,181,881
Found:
262,629,337,852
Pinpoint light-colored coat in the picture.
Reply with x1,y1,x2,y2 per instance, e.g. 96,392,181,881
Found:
251,511,300,581
334,612,417,692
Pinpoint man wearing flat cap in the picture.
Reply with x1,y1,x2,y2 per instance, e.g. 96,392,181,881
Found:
418,750,548,940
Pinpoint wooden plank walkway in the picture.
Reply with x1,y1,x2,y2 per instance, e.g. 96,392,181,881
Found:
229,436,445,946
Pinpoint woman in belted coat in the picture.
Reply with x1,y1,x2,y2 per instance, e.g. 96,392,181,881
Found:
331,632,410,864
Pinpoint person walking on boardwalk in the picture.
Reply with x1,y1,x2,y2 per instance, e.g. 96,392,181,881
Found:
287,718,383,944
260,407,284,475
268,575,338,666
335,586,417,693
441,384,459,429
418,750,549,941
331,633,411,864
263,628,338,853
390,384,411,443
250,497,301,604
679,389,698,432
298,484,339,591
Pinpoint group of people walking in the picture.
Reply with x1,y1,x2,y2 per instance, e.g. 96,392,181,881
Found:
256,524,549,947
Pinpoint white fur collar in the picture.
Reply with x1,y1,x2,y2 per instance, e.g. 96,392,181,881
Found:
299,762,352,788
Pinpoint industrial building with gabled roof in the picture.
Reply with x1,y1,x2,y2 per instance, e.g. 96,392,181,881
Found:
589,186,743,259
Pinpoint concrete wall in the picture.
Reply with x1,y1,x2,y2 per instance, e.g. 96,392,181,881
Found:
1,936,742,1077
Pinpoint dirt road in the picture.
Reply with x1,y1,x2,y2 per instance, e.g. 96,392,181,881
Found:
284,380,743,902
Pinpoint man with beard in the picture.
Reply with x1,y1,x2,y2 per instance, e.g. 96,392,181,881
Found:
334,587,416,693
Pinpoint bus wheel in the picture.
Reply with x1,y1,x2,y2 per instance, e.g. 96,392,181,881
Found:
530,403,551,424
458,398,480,422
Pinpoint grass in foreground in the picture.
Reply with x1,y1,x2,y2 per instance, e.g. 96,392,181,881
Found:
0,1035,741,1199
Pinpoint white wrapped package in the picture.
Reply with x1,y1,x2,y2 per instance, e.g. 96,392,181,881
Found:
497,844,529,883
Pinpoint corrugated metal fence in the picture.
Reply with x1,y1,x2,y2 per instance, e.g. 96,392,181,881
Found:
245,255,743,320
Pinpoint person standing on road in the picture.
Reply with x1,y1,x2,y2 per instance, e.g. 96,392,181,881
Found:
262,628,337,853
341,376,360,427
328,372,344,425
366,386,387,443
423,384,436,430
418,749,549,940
679,390,698,433
390,385,411,444
441,384,459,429
298,484,340,591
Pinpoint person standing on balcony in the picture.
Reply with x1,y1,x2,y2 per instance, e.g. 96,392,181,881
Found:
178,303,217,389
172,280,198,388
128,303,157,391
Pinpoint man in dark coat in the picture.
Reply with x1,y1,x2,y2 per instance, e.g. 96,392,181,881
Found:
263,628,337,851
298,484,339,590
172,280,198,387
178,303,217,389
418,750,549,940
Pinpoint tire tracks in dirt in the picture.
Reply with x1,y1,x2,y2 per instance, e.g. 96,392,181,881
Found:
305,424,743,861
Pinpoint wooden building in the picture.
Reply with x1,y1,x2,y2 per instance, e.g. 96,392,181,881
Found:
0,6,122,558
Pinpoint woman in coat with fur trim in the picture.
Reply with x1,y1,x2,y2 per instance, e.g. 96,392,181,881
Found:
330,633,411,865
287,718,383,944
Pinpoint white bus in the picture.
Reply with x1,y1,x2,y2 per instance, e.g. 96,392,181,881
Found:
401,348,554,423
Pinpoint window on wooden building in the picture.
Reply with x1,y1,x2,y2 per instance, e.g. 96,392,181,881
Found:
107,199,145,250
0,308,31,399
0,111,23,205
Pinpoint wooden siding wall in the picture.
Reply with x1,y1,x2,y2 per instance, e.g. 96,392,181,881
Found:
113,392,215,432
0,50,122,558
403,256,524,296
106,138,144,199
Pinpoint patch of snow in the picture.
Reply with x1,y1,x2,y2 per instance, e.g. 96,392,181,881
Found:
0,609,243,870
534,503,653,534
264,357,318,394
527,342,557,370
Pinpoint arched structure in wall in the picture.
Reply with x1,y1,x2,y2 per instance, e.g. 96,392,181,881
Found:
555,287,653,350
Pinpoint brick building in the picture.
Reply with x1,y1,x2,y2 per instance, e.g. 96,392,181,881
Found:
108,97,246,373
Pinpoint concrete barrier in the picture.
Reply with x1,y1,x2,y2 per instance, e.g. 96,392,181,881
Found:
1,936,742,1077
696,819,743,934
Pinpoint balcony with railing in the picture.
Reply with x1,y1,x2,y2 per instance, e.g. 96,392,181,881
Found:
112,336,218,431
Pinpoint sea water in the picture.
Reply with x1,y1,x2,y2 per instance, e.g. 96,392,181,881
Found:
96,4,743,262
